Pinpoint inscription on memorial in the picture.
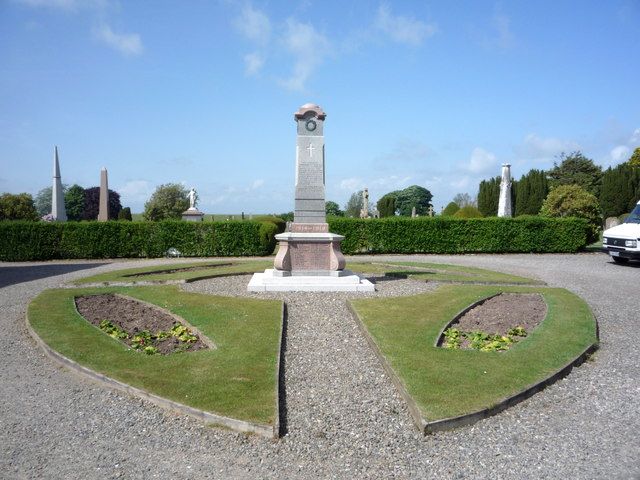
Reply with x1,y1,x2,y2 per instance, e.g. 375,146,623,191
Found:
290,243,330,270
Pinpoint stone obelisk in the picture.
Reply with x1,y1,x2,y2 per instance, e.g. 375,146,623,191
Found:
247,103,373,291
51,146,67,221
497,163,512,217
98,167,109,221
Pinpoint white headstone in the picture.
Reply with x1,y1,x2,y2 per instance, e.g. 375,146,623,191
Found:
497,164,512,217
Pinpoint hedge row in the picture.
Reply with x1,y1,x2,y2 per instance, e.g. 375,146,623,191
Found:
0,220,277,261
328,216,589,254
0,216,589,261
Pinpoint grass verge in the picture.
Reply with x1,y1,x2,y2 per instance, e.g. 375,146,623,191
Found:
28,285,282,426
350,284,597,422
73,260,272,284
349,261,542,285
75,259,540,286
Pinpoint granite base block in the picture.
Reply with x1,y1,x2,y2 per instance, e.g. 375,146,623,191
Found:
247,269,375,292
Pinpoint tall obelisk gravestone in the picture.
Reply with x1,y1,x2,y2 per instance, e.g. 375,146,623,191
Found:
51,146,67,221
497,163,512,217
248,103,374,292
98,167,109,221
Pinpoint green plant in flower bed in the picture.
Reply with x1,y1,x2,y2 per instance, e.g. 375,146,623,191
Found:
28,285,283,426
443,326,527,352
350,284,598,421
99,319,129,339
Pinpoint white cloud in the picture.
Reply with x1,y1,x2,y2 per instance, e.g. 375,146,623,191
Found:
610,145,631,163
94,24,143,56
630,128,640,144
340,177,364,191
374,4,438,46
518,133,580,164
250,179,264,190
234,4,271,45
450,176,472,189
467,147,498,174
370,174,413,189
490,12,514,49
279,18,330,92
117,180,153,203
243,52,265,76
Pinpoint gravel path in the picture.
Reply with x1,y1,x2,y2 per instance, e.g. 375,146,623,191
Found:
0,254,638,479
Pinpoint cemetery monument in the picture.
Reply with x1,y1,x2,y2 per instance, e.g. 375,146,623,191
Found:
248,103,374,292
360,188,370,218
51,146,67,222
182,187,204,221
497,164,512,217
98,167,109,221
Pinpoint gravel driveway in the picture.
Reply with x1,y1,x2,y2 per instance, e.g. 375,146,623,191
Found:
0,253,638,479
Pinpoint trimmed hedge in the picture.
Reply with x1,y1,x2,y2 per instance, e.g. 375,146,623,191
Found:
0,220,277,261
328,216,589,254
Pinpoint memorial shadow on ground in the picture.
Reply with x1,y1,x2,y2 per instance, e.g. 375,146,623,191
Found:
0,263,109,288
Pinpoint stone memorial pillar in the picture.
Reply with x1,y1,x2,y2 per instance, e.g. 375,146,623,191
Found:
51,146,67,222
98,167,109,221
497,164,512,218
248,103,373,292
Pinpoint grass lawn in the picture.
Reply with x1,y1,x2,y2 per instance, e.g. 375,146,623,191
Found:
28,285,282,426
73,260,272,284
75,259,541,286
350,284,597,421
349,261,542,285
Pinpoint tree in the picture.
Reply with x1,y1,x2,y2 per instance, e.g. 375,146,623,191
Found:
547,151,602,197
477,176,500,216
64,184,85,221
394,185,433,216
453,205,483,218
118,207,132,221
325,201,344,217
540,184,601,243
344,190,363,218
442,201,460,216
628,147,640,167
599,163,640,218
34,185,70,217
0,193,39,221
514,169,549,216
82,187,122,220
377,194,397,217
143,183,189,221
452,193,475,208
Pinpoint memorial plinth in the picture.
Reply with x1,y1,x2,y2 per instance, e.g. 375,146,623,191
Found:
248,103,373,292
182,208,204,222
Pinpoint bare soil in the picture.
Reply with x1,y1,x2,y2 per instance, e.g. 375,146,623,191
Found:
448,293,547,349
75,294,209,354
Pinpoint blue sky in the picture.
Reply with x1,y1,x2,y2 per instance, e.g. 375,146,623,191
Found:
1,0,639,214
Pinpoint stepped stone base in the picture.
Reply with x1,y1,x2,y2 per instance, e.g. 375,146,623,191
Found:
247,269,375,292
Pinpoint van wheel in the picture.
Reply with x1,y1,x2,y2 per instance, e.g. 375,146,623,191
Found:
612,256,629,264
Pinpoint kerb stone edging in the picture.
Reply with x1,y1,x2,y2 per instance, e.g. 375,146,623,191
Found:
68,271,262,289
346,300,599,435
25,299,286,439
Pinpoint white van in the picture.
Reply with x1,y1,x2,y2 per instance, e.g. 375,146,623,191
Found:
602,200,640,264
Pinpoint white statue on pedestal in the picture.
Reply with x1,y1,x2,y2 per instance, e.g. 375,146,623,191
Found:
497,164,512,217
188,188,197,210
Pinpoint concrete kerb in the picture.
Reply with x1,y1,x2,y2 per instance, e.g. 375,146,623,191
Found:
346,300,600,435
66,271,263,289
25,297,286,439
